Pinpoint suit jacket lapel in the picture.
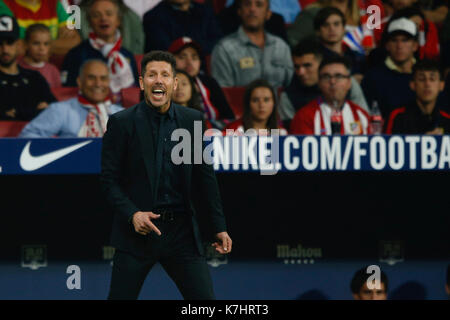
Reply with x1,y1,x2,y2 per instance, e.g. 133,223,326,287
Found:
135,102,157,201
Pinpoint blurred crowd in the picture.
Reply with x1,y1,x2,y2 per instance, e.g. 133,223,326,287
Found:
0,0,449,137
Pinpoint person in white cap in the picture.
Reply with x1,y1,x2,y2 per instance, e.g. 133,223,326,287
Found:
361,17,419,122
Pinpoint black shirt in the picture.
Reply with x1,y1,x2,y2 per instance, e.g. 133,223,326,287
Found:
320,43,366,75
0,66,56,121
144,103,185,211
388,101,450,134
285,76,321,112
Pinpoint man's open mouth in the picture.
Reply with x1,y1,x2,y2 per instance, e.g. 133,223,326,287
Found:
152,89,165,98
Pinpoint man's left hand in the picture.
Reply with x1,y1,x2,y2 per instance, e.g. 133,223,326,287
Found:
212,232,232,254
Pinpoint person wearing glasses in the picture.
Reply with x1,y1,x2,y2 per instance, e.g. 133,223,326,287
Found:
290,55,371,135
278,38,368,129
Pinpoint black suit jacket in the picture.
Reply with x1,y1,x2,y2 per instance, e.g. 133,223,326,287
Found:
100,101,227,257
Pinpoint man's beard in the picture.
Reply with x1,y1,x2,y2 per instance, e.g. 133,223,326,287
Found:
0,54,17,68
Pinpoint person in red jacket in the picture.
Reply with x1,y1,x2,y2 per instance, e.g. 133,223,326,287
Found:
290,55,371,135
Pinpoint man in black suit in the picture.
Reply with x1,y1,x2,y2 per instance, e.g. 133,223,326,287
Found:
101,50,232,300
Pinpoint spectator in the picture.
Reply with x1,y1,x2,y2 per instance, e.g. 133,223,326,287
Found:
380,3,441,61
18,24,61,88
78,0,145,55
168,37,234,129
172,69,202,112
287,0,386,49
61,0,138,101
224,79,287,135
0,0,81,56
385,59,449,134
350,266,388,300
279,39,368,127
0,15,55,121
143,0,222,55
290,55,371,135
361,17,418,120
211,0,293,88
217,0,288,42
314,7,366,81
20,60,123,138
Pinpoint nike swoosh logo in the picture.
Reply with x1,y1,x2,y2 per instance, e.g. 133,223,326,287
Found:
20,140,93,171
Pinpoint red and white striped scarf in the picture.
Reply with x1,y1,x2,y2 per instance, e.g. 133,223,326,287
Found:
314,99,370,135
77,95,112,137
195,76,220,120
88,31,134,94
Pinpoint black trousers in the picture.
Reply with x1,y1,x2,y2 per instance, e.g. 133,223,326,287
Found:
107,215,215,300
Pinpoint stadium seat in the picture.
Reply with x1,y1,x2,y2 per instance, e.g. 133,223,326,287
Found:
222,86,246,118
134,54,143,75
120,87,141,108
0,121,28,137
51,87,78,101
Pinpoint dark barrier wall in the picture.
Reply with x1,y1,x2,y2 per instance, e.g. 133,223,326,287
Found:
0,171,448,262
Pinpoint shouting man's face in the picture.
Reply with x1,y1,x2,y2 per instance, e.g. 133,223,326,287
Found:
140,60,178,112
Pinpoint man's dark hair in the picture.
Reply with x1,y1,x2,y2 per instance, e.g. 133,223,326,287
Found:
314,7,346,31
24,24,50,42
141,50,177,77
318,55,352,74
350,266,389,294
292,38,323,61
242,79,279,131
412,59,443,80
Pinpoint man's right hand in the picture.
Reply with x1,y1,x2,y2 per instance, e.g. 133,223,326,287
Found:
132,211,161,236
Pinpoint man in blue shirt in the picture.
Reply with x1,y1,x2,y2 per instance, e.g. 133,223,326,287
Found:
20,59,123,138
211,0,293,88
